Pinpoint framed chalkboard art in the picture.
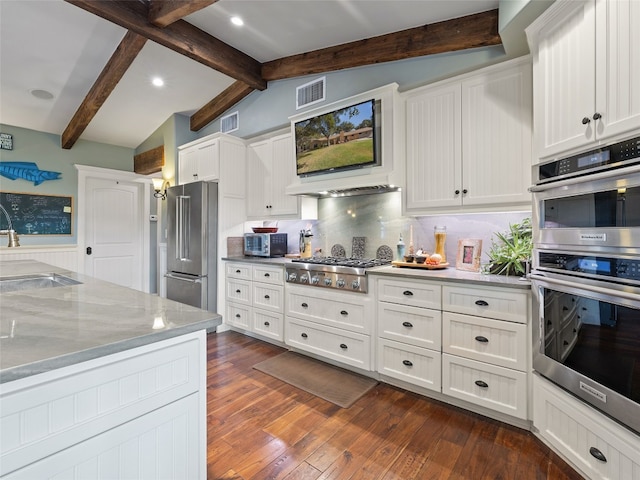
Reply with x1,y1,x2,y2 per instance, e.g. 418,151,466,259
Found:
0,191,72,235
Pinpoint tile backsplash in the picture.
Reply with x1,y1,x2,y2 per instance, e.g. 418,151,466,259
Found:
247,191,530,267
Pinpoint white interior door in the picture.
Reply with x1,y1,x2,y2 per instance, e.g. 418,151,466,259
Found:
76,165,150,292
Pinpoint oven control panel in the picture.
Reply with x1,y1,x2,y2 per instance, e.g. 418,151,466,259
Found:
537,251,640,284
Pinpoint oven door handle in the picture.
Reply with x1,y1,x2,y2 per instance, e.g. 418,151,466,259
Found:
530,272,640,303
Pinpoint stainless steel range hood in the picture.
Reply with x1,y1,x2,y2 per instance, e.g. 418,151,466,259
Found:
300,185,401,198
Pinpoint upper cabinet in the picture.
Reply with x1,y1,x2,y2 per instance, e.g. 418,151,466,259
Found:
527,0,640,161
247,131,317,220
177,133,246,197
404,56,532,215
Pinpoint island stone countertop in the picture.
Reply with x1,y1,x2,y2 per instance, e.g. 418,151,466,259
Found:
0,260,221,383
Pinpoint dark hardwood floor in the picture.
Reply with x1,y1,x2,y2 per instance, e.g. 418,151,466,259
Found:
206,331,584,480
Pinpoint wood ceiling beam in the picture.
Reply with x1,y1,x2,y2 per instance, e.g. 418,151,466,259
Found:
190,81,255,131
148,0,219,28
65,0,266,90
61,31,147,149
262,9,501,81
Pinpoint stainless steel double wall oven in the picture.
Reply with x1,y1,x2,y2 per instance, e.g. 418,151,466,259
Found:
530,135,640,434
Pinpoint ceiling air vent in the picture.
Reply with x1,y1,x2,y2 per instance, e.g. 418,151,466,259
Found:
220,111,239,133
296,76,326,109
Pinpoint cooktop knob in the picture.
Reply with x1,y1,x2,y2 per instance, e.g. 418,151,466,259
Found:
311,276,320,285
288,272,297,281
336,278,346,288
324,278,333,286
351,280,360,290
300,276,308,283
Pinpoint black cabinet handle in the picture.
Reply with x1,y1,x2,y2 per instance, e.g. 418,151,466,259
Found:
340,343,348,350
235,314,241,318
301,302,308,308
582,117,591,125
562,306,569,311
475,300,489,307
402,321,413,328
301,333,308,338
86,247,92,255
462,189,468,194
235,269,241,273
264,273,270,277
589,447,607,463
402,360,413,367
403,290,414,296
475,336,489,343
264,294,270,299
475,380,489,388
455,189,460,195
340,310,348,316
264,321,270,326
235,289,241,294
592,112,602,120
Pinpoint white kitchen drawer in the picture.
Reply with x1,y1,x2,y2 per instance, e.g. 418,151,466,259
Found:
226,262,252,280
442,353,528,420
377,278,441,310
377,302,441,350
442,312,528,371
533,374,640,480
226,278,251,305
377,338,441,392
285,317,371,370
443,284,529,324
252,265,284,285
252,283,284,313
286,286,372,335
253,309,283,341
226,302,251,329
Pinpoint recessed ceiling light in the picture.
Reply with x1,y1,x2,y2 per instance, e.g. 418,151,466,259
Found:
230,16,244,26
152,77,164,87
30,89,54,100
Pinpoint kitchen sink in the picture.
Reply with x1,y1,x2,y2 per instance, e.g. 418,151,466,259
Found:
0,273,82,293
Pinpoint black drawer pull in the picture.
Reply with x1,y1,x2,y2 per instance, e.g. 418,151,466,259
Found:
402,360,413,367
340,310,348,316
475,380,489,388
475,300,489,307
589,447,607,463
563,306,569,311
340,343,348,350
475,336,489,343
264,294,270,299
301,302,308,308
264,273,270,277
264,321,270,326
403,290,414,296
235,269,241,273
402,321,413,328
301,333,308,338
235,289,241,294
235,314,241,318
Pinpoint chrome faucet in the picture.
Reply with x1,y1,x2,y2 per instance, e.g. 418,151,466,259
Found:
0,203,20,247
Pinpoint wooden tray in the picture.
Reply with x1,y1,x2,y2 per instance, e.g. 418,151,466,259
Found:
391,261,450,270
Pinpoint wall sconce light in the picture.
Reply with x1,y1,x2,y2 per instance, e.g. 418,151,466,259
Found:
152,178,170,200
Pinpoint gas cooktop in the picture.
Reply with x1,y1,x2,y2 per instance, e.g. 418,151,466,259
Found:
290,257,391,269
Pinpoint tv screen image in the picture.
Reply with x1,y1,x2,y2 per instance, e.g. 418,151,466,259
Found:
294,99,377,177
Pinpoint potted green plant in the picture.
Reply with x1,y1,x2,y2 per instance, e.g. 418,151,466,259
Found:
486,217,532,276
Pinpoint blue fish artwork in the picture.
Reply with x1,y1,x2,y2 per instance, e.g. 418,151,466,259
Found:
0,162,61,186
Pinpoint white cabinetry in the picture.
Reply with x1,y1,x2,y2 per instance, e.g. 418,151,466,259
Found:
0,332,206,479
247,131,317,220
285,284,374,371
527,0,640,160
442,284,530,420
225,262,284,342
178,137,219,185
404,56,532,214
533,374,640,480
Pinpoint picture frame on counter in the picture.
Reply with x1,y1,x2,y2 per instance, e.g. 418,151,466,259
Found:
456,238,482,272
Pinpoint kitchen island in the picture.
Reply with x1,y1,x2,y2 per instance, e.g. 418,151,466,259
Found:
0,260,220,479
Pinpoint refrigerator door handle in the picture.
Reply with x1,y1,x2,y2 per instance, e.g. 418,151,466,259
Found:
165,272,203,284
176,195,191,260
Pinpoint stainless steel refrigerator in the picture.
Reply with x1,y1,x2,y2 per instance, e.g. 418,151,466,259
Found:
166,181,217,312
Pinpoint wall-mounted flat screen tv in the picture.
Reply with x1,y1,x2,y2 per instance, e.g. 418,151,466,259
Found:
294,98,380,177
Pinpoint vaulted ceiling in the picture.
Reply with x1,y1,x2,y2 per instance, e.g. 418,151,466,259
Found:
0,0,502,149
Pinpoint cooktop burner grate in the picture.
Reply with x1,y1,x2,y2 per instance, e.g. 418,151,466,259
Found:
290,257,391,269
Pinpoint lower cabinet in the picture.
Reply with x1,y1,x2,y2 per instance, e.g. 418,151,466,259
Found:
285,284,374,371
533,374,640,480
225,262,284,342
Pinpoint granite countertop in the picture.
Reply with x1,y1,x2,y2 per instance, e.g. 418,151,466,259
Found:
223,256,531,289
0,260,221,383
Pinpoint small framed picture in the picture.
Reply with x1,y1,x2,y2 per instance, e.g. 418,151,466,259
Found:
456,238,482,272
